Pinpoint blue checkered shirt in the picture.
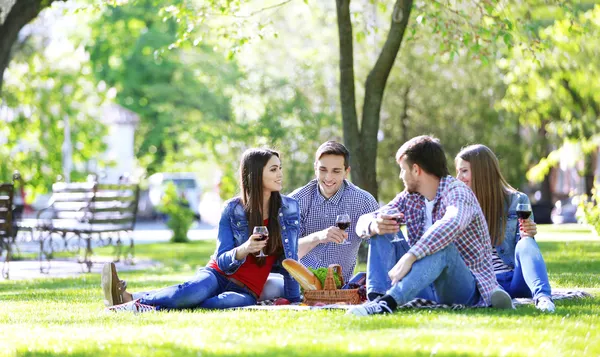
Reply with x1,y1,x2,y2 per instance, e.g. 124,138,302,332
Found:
356,176,498,306
289,179,379,282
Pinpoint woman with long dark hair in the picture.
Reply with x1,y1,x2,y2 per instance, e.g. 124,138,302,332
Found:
102,148,301,312
455,144,554,312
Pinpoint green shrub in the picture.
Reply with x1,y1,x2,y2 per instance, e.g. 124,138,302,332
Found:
157,183,195,243
578,186,600,236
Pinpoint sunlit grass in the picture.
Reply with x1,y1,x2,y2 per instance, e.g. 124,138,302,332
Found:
0,225,598,356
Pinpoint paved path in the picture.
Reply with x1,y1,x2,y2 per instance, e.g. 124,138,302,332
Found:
3,258,161,281
1,220,216,281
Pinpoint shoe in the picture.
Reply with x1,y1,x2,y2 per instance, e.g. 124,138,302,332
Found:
101,262,125,306
346,299,394,316
106,299,156,313
536,296,555,313
491,287,515,309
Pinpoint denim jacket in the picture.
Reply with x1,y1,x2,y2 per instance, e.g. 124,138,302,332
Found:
495,191,534,268
212,195,301,302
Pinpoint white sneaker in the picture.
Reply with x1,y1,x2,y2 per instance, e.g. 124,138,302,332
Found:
106,299,156,313
536,296,555,313
346,300,393,316
491,287,514,309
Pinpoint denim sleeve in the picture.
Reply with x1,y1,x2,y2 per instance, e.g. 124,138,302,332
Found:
215,204,246,274
280,200,302,302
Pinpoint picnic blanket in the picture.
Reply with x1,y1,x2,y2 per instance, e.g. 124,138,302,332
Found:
242,289,593,311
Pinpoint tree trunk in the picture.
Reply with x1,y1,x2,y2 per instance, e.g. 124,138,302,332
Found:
583,151,596,196
0,0,57,95
336,0,413,199
335,0,360,175
400,85,410,144
539,120,553,203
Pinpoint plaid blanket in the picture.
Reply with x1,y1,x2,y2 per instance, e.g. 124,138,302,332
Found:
244,289,593,311
395,289,593,311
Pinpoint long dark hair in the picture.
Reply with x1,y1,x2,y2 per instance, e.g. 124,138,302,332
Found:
239,148,284,263
456,144,516,246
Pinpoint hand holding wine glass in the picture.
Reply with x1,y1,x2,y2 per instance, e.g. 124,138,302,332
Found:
382,208,404,243
252,226,269,257
516,203,536,237
335,214,352,245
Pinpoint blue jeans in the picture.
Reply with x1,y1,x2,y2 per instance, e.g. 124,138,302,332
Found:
495,237,552,301
385,243,481,306
137,267,257,310
367,233,437,301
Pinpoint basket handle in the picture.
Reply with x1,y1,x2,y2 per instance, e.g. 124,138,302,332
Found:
323,264,344,290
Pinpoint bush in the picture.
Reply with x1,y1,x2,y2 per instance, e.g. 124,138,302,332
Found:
157,183,195,243
578,186,600,236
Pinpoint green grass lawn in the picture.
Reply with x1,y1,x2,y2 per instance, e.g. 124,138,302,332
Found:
1,224,598,356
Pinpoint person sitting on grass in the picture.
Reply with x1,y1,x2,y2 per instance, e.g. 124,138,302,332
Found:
102,148,301,312
348,135,513,316
455,144,554,312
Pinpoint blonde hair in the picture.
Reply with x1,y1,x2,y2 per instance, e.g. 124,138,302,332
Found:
456,144,516,246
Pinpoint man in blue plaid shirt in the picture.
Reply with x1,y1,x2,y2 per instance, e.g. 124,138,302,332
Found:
288,141,379,283
348,136,513,316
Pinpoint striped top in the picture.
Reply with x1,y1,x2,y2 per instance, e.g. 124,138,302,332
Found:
492,248,513,273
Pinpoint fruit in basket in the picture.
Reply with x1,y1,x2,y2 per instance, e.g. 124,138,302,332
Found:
282,259,323,290
274,298,291,305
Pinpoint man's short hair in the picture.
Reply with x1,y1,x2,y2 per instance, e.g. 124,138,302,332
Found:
315,141,350,169
395,135,449,178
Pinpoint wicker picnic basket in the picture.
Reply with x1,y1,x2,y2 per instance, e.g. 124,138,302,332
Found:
303,264,361,306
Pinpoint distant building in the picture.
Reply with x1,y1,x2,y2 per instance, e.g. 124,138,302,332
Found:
90,104,139,183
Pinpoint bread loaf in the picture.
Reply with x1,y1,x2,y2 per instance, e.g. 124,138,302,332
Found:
282,259,322,291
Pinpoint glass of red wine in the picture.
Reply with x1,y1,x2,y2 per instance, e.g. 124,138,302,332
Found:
335,214,352,245
516,203,532,220
253,226,269,257
384,208,404,243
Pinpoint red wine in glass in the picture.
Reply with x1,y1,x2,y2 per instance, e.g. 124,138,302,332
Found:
337,221,351,230
516,203,532,220
256,234,268,241
336,214,352,245
384,208,404,242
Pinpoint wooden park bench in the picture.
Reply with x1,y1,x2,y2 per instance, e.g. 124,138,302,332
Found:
0,180,15,279
17,181,140,273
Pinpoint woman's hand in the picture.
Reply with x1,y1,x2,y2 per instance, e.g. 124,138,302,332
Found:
236,234,269,259
520,219,537,238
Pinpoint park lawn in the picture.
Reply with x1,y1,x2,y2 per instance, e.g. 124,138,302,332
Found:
0,224,598,357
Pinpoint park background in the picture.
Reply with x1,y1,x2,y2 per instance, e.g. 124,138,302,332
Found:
1,1,599,356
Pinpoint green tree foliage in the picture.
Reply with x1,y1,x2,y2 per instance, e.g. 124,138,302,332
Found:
158,182,195,243
87,0,339,198
1,7,108,196
87,0,242,175
500,5,600,194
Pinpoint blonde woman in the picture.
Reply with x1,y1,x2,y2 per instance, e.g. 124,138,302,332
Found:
455,144,554,312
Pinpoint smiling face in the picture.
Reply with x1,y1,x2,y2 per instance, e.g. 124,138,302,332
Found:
455,158,472,188
314,154,349,199
262,155,283,194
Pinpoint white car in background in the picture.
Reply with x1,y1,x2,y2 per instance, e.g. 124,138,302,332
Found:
148,172,202,221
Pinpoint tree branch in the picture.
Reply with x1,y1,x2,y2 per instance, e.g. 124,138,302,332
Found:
0,0,62,94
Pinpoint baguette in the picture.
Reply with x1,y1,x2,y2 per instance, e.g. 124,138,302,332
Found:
282,259,322,291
